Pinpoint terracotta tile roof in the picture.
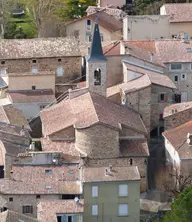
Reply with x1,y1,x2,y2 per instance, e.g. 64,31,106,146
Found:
124,63,177,89
41,91,147,136
0,105,30,130
162,120,192,158
67,11,123,32
162,3,192,23
163,101,192,118
86,6,126,20
40,138,80,161
82,166,140,182
38,200,84,222
8,89,55,104
128,40,156,53
155,40,192,63
119,139,149,157
0,38,81,59
103,41,120,55
11,165,79,182
0,210,39,222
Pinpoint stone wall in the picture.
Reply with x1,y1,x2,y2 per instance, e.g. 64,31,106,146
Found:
75,124,119,159
2,194,60,218
164,108,192,130
1,57,81,84
126,87,151,133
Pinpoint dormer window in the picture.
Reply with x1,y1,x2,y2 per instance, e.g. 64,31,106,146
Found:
94,68,101,85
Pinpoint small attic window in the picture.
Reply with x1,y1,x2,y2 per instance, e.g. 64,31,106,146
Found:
58,58,62,62
1,61,5,65
32,59,36,63
94,68,101,85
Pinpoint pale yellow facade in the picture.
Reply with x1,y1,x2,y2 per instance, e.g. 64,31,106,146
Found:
8,74,55,92
97,0,126,8
66,18,122,42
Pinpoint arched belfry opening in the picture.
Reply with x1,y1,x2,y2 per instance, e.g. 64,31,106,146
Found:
94,68,101,85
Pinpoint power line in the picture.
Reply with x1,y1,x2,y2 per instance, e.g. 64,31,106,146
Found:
28,74,86,124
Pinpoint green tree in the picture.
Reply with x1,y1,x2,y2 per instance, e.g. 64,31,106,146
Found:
162,186,192,222
61,0,96,21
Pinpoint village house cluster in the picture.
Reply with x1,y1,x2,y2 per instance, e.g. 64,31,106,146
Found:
0,1,191,222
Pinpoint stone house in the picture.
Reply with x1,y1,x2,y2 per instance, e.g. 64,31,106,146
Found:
0,163,81,218
0,38,81,84
82,166,140,222
160,3,192,40
155,40,192,102
163,101,192,130
41,21,149,192
65,10,123,42
0,210,39,222
162,120,192,177
37,200,84,222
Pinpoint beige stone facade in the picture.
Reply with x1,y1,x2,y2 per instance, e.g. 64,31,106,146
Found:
0,57,81,84
97,0,126,8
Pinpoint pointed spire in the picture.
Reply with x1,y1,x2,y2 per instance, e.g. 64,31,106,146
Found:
87,17,107,62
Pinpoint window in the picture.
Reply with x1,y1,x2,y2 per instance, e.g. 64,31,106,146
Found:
61,194,80,200
100,34,104,42
57,216,62,222
58,58,62,62
94,68,101,85
159,113,163,120
92,205,98,216
86,34,92,42
74,30,80,39
86,20,91,30
118,204,128,216
32,86,36,90
57,66,63,77
0,69,7,74
129,158,133,165
92,186,98,197
45,169,52,174
174,74,178,82
36,195,40,199
181,73,187,80
40,105,46,110
170,63,182,71
119,184,128,197
32,59,36,63
9,197,13,202
32,66,38,73
174,94,181,103
22,205,33,214
1,61,5,65
160,93,168,102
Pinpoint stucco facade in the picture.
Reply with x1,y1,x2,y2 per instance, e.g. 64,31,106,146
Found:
123,15,170,41
66,18,122,42
83,180,140,222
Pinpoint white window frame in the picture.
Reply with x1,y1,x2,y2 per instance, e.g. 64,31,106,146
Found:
57,66,63,77
92,205,98,216
181,73,187,80
118,204,128,216
174,74,179,82
169,63,183,71
0,69,7,75
92,186,98,197
119,184,128,197
31,66,38,73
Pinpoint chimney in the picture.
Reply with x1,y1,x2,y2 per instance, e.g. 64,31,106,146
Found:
108,165,112,172
105,168,109,176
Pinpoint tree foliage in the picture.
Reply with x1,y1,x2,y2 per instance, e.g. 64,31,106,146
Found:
60,0,96,21
162,186,192,222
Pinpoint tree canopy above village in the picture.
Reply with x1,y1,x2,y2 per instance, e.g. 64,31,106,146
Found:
161,186,192,222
